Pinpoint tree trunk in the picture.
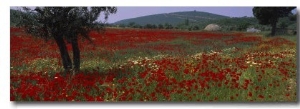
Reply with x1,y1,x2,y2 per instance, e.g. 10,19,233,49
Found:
271,21,277,36
54,36,72,72
71,36,80,72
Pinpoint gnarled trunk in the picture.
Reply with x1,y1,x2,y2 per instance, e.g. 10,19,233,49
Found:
54,35,72,72
71,36,80,72
270,21,277,36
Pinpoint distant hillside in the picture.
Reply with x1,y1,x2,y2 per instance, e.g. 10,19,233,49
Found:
113,11,230,26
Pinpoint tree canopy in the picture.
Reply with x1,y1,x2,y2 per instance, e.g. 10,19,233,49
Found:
18,7,117,73
19,7,117,41
252,7,295,36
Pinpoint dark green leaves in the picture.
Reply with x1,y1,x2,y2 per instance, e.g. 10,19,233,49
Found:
253,7,296,25
17,7,117,42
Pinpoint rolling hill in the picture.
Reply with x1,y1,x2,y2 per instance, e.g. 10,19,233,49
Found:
113,11,230,26
11,9,295,33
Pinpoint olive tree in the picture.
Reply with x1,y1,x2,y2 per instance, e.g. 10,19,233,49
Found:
18,7,117,73
252,7,295,36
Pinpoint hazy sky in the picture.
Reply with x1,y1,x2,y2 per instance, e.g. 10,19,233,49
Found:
105,7,255,23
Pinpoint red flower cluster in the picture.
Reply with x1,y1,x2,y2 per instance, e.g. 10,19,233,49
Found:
11,27,296,101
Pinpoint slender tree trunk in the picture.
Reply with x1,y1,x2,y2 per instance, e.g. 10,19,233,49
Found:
54,36,72,72
271,21,277,36
71,36,80,72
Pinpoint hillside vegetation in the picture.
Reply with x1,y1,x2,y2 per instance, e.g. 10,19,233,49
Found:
111,10,296,33
113,11,229,26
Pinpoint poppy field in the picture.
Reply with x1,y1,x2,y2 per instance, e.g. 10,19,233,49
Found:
10,27,297,101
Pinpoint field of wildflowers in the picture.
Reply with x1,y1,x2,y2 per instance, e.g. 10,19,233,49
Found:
10,27,297,101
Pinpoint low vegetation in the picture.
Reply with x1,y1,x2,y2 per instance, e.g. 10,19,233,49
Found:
11,28,296,101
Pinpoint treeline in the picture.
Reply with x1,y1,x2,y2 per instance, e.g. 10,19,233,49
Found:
214,16,296,31
113,19,206,31
112,15,296,32
115,22,176,30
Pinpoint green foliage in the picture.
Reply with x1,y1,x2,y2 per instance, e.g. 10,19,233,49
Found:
185,18,189,26
119,24,126,28
128,22,136,27
10,9,27,27
252,7,296,36
208,17,259,31
237,22,251,31
253,7,295,25
164,23,173,29
277,16,296,29
18,7,117,41
158,24,164,29
144,24,157,29
288,14,297,21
